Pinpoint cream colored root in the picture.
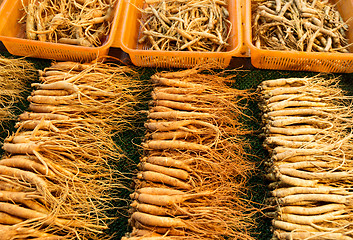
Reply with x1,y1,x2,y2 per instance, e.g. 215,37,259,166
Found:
0,157,55,177
269,117,331,128
265,135,316,143
271,173,319,187
15,120,59,132
0,212,23,224
265,126,324,136
274,231,353,240
19,112,70,121
137,171,192,190
143,140,210,151
137,187,186,196
279,204,346,215
264,94,325,104
130,201,185,216
259,78,308,88
131,212,187,228
279,168,353,181
266,100,327,111
277,194,352,205
264,139,327,149
148,111,214,120
151,76,204,89
277,161,344,170
28,94,78,105
138,162,189,180
264,108,334,118
132,220,186,236
272,220,318,232
278,210,346,225
145,120,219,133
272,186,349,198
130,191,211,206
150,131,192,140
143,156,192,172
32,81,79,93
32,89,69,96
157,69,200,79
0,166,48,195
3,142,40,154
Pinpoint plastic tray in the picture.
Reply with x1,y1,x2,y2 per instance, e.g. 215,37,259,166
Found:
0,0,123,62
118,0,243,68
244,0,353,73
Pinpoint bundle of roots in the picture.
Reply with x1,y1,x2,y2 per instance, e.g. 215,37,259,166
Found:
0,61,139,239
0,56,36,122
22,0,117,47
258,77,353,240
253,0,351,53
123,68,255,240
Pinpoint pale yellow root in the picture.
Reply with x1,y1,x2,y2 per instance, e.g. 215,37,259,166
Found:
274,231,353,240
142,140,210,151
130,201,186,216
131,212,187,228
138,162,189,180
137,171,192,190
130,191,211,206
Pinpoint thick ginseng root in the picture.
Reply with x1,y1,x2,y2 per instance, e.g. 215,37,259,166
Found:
142,156,192,172
131,212,187,228
130,191,211,206
137,171,192,190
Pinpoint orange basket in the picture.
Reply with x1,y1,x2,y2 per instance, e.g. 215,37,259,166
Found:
118,0,243,68
244,0,353,73
0,0,123,62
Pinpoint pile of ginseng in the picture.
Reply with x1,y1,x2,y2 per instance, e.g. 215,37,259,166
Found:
22,0,117,47
258,77,353,240
0,56,35,122
0,61,138,239
253,0,350,53
122,69,254,240
138,0,231,52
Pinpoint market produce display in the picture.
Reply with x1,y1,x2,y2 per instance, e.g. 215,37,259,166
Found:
258,77,353,239
0,61,139,239
253,0,350,52
122,69,255,239
21,0,117,47
138,0,232,51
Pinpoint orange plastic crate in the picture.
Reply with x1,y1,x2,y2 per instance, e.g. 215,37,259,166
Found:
0,0,123,62
118,0,243,68
244,0,353,73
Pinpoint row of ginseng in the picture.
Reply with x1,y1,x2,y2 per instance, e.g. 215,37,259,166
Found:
258,77,353,240
122,69,255,240
0,61,139,240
